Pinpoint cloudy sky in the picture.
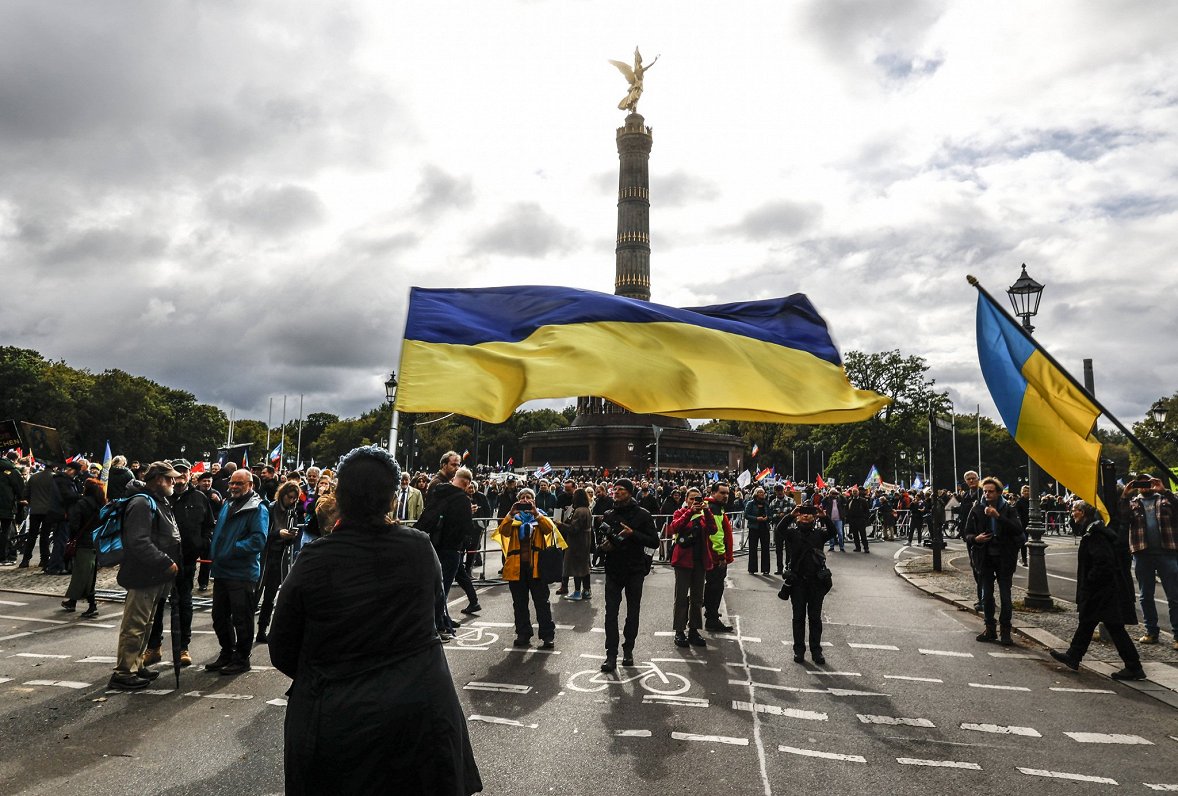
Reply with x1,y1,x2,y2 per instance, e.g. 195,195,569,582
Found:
3,0,1176,429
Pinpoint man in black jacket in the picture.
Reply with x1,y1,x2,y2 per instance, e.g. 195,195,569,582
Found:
599,478,659,672
423,466,478,639
144,460,214,667
844,487,871,553
963,476,1024,646
110,462,182,691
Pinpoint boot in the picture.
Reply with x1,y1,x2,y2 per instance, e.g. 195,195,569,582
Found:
1110,665,1147,681
999,624,1014,646
976,623,997,643
142,646,162,666
687,630,707,647
674,631,689,648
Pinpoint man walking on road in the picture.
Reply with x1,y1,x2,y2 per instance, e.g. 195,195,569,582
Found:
845,487,870,553
109,461,182,691
599,478,658,672
702,482,736,632
1122,474,1178,649
207,468,268,675
963,476,1024,646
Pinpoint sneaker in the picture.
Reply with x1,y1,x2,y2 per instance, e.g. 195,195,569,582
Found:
581,590,591,599
567,591,582,601
80,606,99,619
220,659,251,676
674,631,689,648
1138,633,1158,644
539,640,555,651
1110,666,1147,681
460,603,482,615
255,631,268,644
136,668,161,681
204,653,234,671
793,652,805,664
1050,650,1079,671
812,652,826,665
512,637,531,648
704,620,734,633
621,653,635,667
687,631,707,648
142,647,162,666
60,600,76,612
976,627,997,643
108,672,150,691
178,649,193,667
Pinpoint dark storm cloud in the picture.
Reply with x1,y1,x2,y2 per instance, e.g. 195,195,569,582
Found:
468,202,580,257
412,165,474,219
652,170,721,208
204,183,327,235
725,200,823,241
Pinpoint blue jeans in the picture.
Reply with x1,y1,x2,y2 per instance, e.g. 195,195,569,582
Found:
1133,551,1178,637
827,519,845,551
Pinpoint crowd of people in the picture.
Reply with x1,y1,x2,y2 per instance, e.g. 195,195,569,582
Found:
0,445,1175,791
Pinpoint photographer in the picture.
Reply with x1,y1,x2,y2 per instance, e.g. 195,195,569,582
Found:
598,478,659,672
1121,473,1178,647
778,503,836,664
667,487,712,648
963,476,1025,646
491,487,562,649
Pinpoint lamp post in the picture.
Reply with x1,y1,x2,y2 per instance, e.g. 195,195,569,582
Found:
384,372,398,459
1007,264,1052,609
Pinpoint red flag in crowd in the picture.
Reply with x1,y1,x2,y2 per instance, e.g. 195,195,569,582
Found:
815,474,826,489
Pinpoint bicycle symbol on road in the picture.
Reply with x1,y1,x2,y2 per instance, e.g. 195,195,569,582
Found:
452,627,500,649
566,661,690,696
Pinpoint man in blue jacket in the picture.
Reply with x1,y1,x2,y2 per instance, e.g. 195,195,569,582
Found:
207,468,268,675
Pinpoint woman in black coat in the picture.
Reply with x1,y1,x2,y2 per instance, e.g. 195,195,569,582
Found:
62,478,104,618
1050,500,1145,681
269,446,482,796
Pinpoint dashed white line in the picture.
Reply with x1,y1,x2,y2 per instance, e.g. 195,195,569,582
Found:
897,758,981,769
725,662,781,672
1016,767,1117,784
847,643,899,651
501,647,560,655
0,600,28,606
0,632,34,642
779,745,866,763
671,732,748,746
968,683,1031,692
1064,732,1152,745
0,677,12,684
1050,687,1115,694
182,691,253,700
919,649,973,658
0,614,67,625
614,729,651,737
650,657,708,665
643,695,709,708
988,652,1037,659
12,652,70,659
727,679,826,694
470,622,514,628
468,714,537,729
25,680,91,689
884,675,943,683
807,671,861,677
464,682,532,694
732,701,827,721
1144,785,1178,792
961,723,1041,737
579,653,607,660
267,698,288,707
105,688,174,696
858,714,935,728
77,656,118,664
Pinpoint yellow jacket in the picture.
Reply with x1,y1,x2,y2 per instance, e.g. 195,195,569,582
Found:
491,512,566,581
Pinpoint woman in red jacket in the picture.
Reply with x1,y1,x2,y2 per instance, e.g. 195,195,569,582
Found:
668,487,713,648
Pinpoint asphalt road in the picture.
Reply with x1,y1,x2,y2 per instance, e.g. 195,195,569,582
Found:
0,540,1175,795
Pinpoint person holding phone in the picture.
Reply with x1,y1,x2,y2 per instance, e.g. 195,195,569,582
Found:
1122,473,1178,648
778,503,836,663
963,476,1025,646
492,487,561,649
667,487,712,648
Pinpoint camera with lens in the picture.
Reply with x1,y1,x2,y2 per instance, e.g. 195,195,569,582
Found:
597,521,624,553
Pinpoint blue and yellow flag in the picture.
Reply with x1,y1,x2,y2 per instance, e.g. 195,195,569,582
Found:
395,286,889,424
975,290,1107,520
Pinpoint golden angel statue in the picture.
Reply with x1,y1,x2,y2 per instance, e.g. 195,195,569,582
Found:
608,47,659,113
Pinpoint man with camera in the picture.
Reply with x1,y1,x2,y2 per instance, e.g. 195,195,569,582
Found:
963,476,1024,646
778,503,836,663
598,478,659,672
1121,473,1178,649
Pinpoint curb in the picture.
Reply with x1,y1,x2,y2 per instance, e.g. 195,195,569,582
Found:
894,555,1178,711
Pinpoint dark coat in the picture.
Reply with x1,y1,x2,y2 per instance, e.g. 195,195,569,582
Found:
0,458,23,520
268,521,482,796
116,486,181,589
601,499,659,576
172,485,215,561
425,482,477,552
1074,519,1138,626
963,498,1024,570
106,466,135,501
67,494,101,550
844,496,870,528
778,517,836,582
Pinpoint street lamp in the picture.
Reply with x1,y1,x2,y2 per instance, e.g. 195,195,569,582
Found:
384,372,398,457
1149,399,1167,425
1007,264,1051,609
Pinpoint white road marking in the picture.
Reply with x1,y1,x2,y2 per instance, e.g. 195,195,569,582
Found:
726,662,781,672
779,745,866,763
64,622,115,629
0,677,12,684
470,622,514,628
732,700,827,721
898,758,981,770
468,714,537,729
0,600,28,606
443,645,488,652
190,630,216,634
267,698,288,707
968,683,1031,692
614,730,652,737
554,624,575,630
1064,732,1152,745
988,652,1036,659
1050,687,1115,694
579,653,607,660
858,714,935,728
671,732,748,746
502,647,560,655
0,633,34,641
711,635,761,643
781,641,833,649
807,671,861,677
590,627,604,633
1144,785,1178,791
12,652,70,659
961,723,1041,737
650,657,708,665
77,656,118,664
827,688,890,697
919,649,973,658
464,682,532,694
730,603,772,796
643,695,709,708
847,643,899,650
25,680,90,689
182,691,253,700
884,675,944,683
1016,767,1117,784
105,688,175,696
728,679,827,694
0,614,67,625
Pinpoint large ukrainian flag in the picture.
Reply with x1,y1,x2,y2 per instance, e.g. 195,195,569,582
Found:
395,286,888,425
975,288,1108,520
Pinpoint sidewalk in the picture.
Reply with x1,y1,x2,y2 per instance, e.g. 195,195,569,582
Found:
0,561,123,596
895,552,1178,710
